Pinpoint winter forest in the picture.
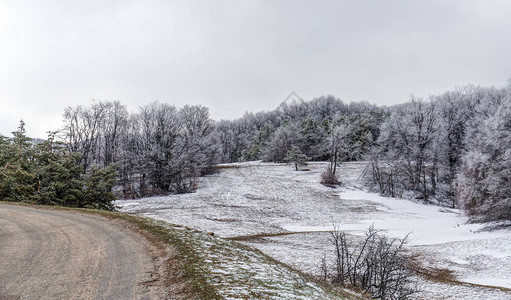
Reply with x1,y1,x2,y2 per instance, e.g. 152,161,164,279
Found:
1,81,510,222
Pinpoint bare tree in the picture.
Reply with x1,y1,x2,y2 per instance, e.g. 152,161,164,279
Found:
101,101,128,167
63,101,109,172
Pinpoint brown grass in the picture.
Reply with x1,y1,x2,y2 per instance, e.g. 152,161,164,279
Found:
227,230,330,242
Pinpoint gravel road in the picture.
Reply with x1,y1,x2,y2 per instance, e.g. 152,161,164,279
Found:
0,204,169,300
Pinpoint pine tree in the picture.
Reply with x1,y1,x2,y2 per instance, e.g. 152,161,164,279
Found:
0,121,37,202
284,145,309,171
34,135,83,206
82,164,117,210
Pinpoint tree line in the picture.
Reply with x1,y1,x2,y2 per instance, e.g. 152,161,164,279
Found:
1,81,509,220
59,97,384,200
62,101,218,198
369,83,511,222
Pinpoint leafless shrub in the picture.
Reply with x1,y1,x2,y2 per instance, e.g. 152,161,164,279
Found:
324,224,419,300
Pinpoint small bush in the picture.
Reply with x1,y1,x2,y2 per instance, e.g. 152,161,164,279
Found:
320,166,341,187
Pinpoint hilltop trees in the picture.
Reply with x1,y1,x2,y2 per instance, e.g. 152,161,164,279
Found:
214,96,383,163
55,96,386,198
4,81,511,221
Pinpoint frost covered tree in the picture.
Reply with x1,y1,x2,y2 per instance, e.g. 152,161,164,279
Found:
341,113,381,161
215,120,241,163
136,102,181,194
437,91,471,188
215,117,257,163
456,85,511,221
370,84,510,210
319,119,352,186
426,86,486,204
176,105,218,192
372,98,439,202
300,116,327,160
263,120,301,163
308,95,347,120
327,118,353,177
62,101,219,197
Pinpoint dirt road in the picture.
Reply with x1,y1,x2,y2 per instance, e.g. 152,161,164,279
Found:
0,204,171,300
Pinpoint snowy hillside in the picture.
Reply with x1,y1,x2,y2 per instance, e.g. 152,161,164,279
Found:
116,162,511,299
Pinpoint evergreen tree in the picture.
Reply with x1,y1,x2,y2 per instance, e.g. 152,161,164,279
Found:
34,134,83,206
241,124,273,161
0,122,117,210
284,145,309,171
0,121,36,202
82,164,118,210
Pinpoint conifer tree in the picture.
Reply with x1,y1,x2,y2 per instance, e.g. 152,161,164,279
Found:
284,145,309,171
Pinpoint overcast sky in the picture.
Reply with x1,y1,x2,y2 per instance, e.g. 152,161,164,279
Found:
1,0,510,138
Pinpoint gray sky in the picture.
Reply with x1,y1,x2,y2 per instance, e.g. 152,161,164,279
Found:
1,0,510,138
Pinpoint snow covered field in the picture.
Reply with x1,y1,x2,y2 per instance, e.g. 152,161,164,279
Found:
155,221,346,299
116,162,511,299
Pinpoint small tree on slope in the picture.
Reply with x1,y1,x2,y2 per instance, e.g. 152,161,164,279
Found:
284,145,309,171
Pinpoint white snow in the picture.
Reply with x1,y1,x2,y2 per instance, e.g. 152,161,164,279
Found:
332,188,510,246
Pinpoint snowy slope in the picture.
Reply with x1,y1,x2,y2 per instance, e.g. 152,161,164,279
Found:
116,161,511,299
